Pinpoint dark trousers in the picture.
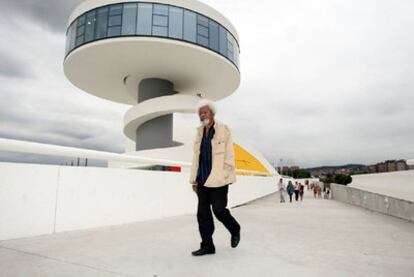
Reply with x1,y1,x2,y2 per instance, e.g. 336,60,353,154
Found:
196,184,240,248
288,192,293,202
294,190,299,201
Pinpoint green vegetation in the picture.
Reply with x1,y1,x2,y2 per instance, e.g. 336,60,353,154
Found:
350,168,369,175
284,169,311,179
321,173,352,186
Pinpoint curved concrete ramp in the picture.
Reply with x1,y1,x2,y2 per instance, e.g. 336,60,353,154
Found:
349,170,414,202
332,171,414,222
1,193,413,276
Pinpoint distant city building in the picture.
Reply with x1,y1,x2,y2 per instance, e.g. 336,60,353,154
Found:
396,160,408,171
276,165,299,174
287,159,409,177
368,165,377,173
307,165,364,176
367,160,408,173
377,162,387,173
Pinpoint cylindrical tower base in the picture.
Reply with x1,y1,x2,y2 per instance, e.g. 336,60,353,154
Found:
135,78,175,151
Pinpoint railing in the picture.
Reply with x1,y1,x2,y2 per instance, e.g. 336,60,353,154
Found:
0,138,274,177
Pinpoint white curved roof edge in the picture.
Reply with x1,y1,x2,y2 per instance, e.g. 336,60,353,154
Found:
0,138,272,176
407,159,414,166
68,0,239,42
64,37,240,105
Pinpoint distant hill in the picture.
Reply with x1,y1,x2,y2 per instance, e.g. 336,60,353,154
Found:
306,164,366,171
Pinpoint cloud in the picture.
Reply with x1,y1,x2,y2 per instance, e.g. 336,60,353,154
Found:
1,0,83,32
0,15,129,165
0,52,33,78
213,0,414,167
1,0,414,168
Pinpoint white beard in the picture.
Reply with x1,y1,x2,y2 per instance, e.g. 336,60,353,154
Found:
201,119,210,126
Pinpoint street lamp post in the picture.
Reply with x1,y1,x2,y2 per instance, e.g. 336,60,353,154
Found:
280,158,283,176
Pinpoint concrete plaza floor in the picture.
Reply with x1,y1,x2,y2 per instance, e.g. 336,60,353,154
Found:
1,192,413,277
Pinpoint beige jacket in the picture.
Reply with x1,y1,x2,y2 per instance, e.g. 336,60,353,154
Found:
189,120,237,188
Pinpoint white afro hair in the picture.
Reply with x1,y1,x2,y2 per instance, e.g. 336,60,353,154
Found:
196,98,217,115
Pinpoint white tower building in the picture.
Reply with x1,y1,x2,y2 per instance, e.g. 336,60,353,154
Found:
64,0,274,174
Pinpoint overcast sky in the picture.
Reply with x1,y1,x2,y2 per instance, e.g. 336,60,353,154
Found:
0,0,413,167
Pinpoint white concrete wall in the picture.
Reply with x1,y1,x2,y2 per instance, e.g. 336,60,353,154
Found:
0,162,277,241
332,171,414,221
331,183,414,222
0,163,60,240
350,170,414,202
351,170,414,187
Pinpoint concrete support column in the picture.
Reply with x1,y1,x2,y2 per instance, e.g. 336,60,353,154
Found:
135,78,175,151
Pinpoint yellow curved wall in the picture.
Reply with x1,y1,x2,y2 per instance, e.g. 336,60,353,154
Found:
233,143,270,176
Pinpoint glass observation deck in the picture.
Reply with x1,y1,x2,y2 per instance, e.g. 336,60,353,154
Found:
65,2,240,69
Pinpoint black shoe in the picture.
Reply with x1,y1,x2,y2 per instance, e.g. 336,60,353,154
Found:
191,247,215,256
231,232,240,248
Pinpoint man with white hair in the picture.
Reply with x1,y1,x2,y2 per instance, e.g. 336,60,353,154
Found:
189,98,241,256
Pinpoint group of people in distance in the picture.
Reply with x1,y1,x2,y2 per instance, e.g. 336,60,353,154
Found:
278,178,330,203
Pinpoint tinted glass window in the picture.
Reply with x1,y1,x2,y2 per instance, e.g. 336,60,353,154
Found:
65,2,239,69
168,7,183,39
153,4,168,15
122,3,137,35
197,15,208,27
234,43,239,67
85,11,96,42
77,15,86,26
197,35,208,47
95,7,108,39
209,20,219,51
108,26,121,37
153,26,167,37
183,10,196,43
137,3,152,35
197,25,208,37
109,4,123,16
108,15,121,27
219,25,227,56
67,23,76,53
70,23,77,50
227,33,235,62
153,15,168,26
75,35,84,47
76,14,85,38
77,25,85,36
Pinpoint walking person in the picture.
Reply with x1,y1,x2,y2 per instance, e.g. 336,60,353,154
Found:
287,180,295,203
189,99,241,256
278,178,286,203
313,182,318,198
325,188,330,199
317,184,322,198
294,182,300,201
299,183,304,201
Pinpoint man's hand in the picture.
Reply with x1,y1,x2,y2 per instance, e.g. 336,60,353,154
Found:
192,185,198,193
